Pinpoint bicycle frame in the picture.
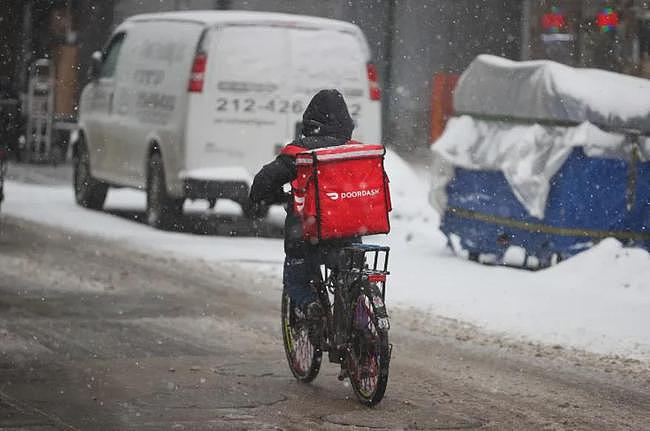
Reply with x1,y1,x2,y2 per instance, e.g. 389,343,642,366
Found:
315,244,390,364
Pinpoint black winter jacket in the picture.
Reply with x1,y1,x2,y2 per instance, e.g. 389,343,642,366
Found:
250,89,355,255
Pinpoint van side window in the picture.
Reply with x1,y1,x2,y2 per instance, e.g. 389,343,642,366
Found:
101,33,126,79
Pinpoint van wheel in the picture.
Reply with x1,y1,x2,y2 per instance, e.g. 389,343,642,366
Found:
146,153,183,230
73,140,108,210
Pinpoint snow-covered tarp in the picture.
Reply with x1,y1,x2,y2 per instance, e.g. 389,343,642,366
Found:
454,54,650,133
432,55,650,218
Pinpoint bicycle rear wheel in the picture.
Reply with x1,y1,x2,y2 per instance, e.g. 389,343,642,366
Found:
348,281,390,406
281,289,322,382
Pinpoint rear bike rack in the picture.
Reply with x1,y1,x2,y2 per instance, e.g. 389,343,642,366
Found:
339,244,390,300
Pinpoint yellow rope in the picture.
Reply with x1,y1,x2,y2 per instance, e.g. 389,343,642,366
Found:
447,207,650,241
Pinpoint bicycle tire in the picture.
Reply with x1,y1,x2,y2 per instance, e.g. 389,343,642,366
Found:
347,280,390,406
281,288,322,383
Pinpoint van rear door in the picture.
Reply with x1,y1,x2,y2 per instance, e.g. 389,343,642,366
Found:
183,22,380,189
288,27,380,144
184,25,291,185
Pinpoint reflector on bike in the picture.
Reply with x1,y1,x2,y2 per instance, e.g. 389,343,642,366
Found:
367,273,387,283
292,142,392,241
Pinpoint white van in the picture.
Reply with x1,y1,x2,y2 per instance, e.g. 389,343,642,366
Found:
74,10,381,229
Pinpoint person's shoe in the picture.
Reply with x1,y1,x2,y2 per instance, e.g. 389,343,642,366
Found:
293,305,306,321
292,301,322,346
303,300,323,321
293,300,321,321
337,365,350,381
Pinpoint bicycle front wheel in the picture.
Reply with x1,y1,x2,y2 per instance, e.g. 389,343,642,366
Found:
348,281,390,406
281,289,322,383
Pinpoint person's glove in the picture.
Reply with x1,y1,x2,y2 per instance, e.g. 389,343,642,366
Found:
272,189,291,204
248,200,269,219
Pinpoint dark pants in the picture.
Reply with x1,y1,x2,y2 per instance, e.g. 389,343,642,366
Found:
283,255,318,307
283,242,353,307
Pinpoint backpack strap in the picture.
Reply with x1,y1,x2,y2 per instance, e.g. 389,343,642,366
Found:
282,144,310,205
281,144,306,157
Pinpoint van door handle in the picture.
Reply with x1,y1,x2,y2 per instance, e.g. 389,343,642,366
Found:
108,93,114,115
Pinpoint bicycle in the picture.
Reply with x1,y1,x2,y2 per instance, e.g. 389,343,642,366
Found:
281,243,392,406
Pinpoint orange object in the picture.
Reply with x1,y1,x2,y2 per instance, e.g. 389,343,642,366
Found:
430,73,458,144
54,44,79,118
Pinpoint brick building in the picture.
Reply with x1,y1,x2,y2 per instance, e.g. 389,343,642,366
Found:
1,1,115,116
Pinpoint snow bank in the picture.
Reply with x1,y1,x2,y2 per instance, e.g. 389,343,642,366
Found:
4,151,650,361
384,149,439,223
380,154,650,360
1,181,285,265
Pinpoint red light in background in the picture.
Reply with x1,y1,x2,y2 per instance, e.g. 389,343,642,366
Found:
541,7,566,33
597,7,619,32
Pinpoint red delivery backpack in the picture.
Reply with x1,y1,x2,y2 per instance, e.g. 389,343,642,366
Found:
290,142,392,241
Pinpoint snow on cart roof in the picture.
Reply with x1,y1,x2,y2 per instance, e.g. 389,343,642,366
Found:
454,55,650,134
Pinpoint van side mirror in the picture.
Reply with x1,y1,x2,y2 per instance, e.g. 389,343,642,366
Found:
89,51,102,81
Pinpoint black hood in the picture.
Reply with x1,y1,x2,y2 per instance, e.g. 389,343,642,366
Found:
301,89,354,139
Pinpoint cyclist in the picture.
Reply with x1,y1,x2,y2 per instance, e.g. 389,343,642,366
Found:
249,89,357,319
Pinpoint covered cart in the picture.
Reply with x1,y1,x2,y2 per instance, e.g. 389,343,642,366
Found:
430,55,650,268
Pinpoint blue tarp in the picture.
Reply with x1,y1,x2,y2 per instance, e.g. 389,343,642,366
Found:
441,148,650,267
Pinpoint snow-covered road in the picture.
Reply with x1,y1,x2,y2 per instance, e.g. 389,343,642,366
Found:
3,152,650,361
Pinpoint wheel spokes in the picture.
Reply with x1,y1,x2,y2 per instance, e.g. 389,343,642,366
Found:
292,326,314,375
352,295,381,397
285,301,316,378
